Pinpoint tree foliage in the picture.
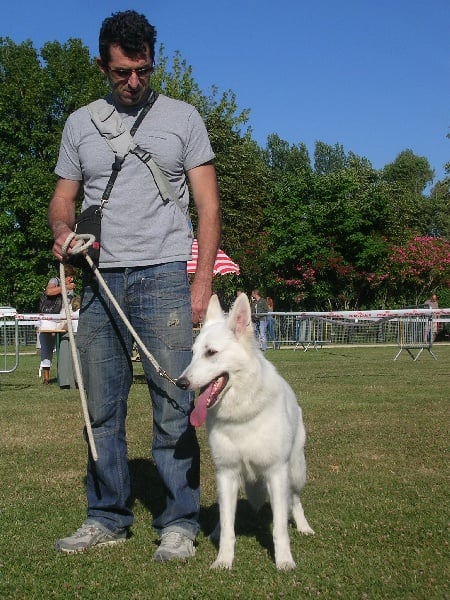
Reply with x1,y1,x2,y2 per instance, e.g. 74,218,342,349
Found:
0,38,107,309
0,37,448,312
261,141,448,310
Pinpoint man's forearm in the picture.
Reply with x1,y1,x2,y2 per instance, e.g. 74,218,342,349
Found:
48,196,76,240
194,207,221,284
48,193,78,262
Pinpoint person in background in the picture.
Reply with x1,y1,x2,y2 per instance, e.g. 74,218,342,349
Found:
38,265,76,384
426,293,438,309
425,293,439,341
251,289,269,351
266,296,275,348
58,295,81,389
48,10,220,559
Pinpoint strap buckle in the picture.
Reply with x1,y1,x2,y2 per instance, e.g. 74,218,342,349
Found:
112,155,125,171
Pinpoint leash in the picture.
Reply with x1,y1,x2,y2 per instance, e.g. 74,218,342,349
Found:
60,232,179,461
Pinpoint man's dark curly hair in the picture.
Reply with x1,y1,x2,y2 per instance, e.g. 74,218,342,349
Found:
99,10,157,64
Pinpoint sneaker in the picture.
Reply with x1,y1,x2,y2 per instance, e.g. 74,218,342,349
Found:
153,531,196,562
55,520,127,554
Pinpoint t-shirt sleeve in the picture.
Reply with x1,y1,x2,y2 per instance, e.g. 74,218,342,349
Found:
54,115,83,181
183,108,215,172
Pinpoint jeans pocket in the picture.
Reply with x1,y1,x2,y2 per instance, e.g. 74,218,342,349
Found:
139,268,192,352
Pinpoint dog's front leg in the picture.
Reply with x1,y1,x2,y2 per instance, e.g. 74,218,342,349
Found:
267,467,296,570
211,470,239,570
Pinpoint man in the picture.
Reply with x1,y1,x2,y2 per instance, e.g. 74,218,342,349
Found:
425,293,439,341
251,289,269,351
48,10,220,560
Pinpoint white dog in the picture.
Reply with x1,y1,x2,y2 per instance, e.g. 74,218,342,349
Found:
177,293,314,570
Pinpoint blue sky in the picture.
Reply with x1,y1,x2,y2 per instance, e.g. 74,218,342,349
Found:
3,0,449,183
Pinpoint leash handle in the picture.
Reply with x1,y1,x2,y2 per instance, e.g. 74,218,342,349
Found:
61,232,95,259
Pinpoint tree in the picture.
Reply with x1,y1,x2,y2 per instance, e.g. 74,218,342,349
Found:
151,47,271,302
383,149,434,195
424,180,450,238
1,38,446,312
151,48,208,112
428,136,450,238
265,134,311,175
262,140,392,309
382,150,435,242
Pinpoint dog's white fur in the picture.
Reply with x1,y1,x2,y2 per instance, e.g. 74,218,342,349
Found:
177,293,314,570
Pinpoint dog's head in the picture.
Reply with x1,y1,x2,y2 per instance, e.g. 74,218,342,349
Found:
177,293,255,426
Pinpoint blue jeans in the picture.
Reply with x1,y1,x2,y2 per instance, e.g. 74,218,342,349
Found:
256,318,268,351
76,263,200,539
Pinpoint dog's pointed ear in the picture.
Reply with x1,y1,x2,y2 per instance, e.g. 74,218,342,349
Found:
228,293,252,338
204,293,225,324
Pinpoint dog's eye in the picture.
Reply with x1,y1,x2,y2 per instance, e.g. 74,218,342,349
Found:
206,348,217,357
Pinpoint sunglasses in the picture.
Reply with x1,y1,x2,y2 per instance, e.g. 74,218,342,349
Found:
108,65,153,80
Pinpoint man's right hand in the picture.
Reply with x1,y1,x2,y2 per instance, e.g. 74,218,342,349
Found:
52,225,76,262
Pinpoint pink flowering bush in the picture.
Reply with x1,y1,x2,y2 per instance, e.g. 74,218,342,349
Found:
273,237,450,309
367,236,450,306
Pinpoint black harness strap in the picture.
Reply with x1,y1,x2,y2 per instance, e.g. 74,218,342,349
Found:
100,90,159,205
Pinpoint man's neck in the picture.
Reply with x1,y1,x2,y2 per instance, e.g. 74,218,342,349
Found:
111,88,153,115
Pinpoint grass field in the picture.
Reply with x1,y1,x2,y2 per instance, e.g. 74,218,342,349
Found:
1,346,448,599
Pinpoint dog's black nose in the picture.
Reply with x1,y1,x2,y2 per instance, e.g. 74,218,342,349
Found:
176,376,190,390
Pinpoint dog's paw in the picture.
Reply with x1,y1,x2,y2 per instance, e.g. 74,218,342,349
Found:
276,559,296,571
275,547,296,570
298,524,315,536
210,558,233,570
291,504,315,535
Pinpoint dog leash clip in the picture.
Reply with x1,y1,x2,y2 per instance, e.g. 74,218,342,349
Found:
158,368,178,386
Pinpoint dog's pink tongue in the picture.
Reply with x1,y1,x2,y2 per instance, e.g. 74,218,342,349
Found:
190,384,213,427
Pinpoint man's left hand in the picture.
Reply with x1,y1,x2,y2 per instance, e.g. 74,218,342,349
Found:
190,279,212,325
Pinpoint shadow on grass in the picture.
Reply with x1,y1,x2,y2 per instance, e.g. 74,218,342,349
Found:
201,499,275,560
0,382,34,390
128,457,275,558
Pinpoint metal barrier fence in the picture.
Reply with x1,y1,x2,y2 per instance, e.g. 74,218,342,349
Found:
393,316,438,361
265,308,450,360
0,308,19,373
1,320,37,346
2,309,449,370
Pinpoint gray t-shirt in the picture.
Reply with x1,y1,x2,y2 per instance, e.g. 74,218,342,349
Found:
55,93,215,268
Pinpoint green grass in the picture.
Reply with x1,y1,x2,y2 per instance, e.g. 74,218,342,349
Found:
1,347,449,599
